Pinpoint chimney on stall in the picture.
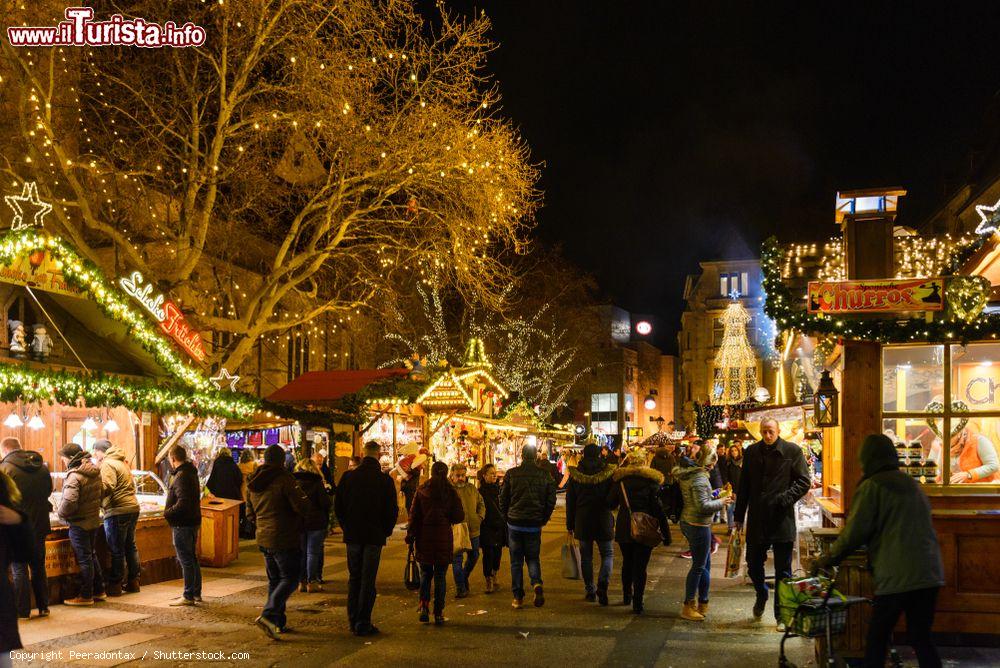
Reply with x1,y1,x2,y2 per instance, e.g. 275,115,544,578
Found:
836,188,907,280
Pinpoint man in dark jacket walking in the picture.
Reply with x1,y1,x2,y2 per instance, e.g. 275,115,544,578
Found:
565,443,617,605
248,444,311,639
734,418,810,626
815,434,944,668
500,444,557,609
164,445,202,607
334,441,398,636
1,437,51,617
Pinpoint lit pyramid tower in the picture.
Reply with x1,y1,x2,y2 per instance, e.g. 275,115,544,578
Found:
713,300,759,405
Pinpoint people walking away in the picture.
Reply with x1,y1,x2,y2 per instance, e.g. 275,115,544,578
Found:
607,451,669,614
1,469,26,663
1,437,51,617
565,442,617,605
163,445,202,607
398,449,427,525
294,458,332,593
734,417,810,628
674,447,733,621
93,440,141,597
501,444,557,609
56,443,105,606
406,461,464,625
814,434,944,668
335,441,398,636
238,449,257,538
247,444,311,639
476,464,506,593
721,445,743,533
450,462,485,598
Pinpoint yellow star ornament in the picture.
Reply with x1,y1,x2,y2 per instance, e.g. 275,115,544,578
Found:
5,181,53,231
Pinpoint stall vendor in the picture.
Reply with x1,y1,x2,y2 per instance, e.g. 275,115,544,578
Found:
929,425,1000,483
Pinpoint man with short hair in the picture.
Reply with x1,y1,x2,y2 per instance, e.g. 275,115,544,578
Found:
247,444,311,639
93,440,141,596
335,441,398,636
163,445,202,606
57,443,105,606
734,417,810,628
450,462,485,598
500,444,557,609
1,437,52,617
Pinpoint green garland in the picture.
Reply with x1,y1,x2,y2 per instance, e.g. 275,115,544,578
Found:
762,235,1000,345
0,364,257,419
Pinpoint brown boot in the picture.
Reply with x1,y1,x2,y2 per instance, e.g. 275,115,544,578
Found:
106,582,123,597
680,600,705,621
124,579,141,593
697,600,709,616
484,576,494,594
64,597,94,607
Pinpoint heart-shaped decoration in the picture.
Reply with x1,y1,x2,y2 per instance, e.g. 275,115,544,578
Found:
924,400,970,439
946,276,991,323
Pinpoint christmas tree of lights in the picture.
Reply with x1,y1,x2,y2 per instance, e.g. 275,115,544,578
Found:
713,299,759,405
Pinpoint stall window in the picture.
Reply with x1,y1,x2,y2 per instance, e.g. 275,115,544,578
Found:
882,344,1000,487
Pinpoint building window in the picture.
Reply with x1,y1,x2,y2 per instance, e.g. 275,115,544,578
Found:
686,381,692,401
713,317,725,347
720,271,749,298
590,392,619,435
623,393,635,425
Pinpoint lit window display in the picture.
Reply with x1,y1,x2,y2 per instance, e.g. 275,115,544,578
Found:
882,344,1000,486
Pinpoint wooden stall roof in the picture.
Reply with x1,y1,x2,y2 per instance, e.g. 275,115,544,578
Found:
267,368,409,406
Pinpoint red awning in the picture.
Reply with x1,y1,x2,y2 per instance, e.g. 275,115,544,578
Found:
266,368,409,406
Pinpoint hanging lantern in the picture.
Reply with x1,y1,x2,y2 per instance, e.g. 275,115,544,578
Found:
644,389,658,411
104,418,120,434
81,414,98,432
3,412,23,428
813,370,839,427
27,414,45,430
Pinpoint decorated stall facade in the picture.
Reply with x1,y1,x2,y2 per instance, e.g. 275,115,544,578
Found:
763,188,1000,639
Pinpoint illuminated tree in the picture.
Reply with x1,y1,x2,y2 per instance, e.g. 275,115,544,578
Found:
0,0,538,371
713,300,759,405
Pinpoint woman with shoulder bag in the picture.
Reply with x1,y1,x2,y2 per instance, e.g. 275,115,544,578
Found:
607,451,670,615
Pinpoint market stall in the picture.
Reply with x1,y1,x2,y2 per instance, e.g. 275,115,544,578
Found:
762,188,1000,640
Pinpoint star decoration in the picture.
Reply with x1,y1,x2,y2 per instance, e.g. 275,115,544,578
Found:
209,367,240,392
5,181,53,231
974,197,1000,236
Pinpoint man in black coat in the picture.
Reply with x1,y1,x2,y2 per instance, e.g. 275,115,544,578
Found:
163,446,202,607
565,443,617,605
334,441,398,636
734,418,811,626
0,437,52,618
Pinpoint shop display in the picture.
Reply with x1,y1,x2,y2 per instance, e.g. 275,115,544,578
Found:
49,468,168,527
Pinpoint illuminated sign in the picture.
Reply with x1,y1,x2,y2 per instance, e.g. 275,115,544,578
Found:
636,320,652,336
120,271,206,362
807,278,944,314
0,250,83,298
975,197,1000,236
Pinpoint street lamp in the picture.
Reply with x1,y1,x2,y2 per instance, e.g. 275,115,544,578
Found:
813,370,839,427
644,389,658,411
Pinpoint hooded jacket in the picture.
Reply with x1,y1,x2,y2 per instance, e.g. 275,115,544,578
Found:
824,435,944,596
734,437,811,544
164,460,202,528
206,454,244,502
247,463,311,549
334,457,398,546
500,458,557,527
649,447,677,484
0,448,52,537
565,446,617,542
452,480,486,538
607,464,669,545
293,470,332,532
99,446,140,517
57,453,102,530
673,461,726,526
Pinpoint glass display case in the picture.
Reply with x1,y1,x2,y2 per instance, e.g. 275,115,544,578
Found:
49,469,169,527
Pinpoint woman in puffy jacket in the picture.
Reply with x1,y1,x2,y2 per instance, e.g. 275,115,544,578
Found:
673,448,733,621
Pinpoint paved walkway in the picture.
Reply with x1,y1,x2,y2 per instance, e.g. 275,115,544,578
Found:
10,504,995,667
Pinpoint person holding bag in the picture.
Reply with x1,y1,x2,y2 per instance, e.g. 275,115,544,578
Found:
674,447,733,621
607,451,670,614
449,463,485,598
406,461,464,625
565,442,617,605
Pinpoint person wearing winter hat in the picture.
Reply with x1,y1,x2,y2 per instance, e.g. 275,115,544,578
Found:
813,434,944,667
57,443,106,606
566,442,617,605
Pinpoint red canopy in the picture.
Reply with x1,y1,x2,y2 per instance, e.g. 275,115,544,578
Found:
267,368,409,406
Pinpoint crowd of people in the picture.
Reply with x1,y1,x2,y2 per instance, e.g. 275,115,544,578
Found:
0,417,946,667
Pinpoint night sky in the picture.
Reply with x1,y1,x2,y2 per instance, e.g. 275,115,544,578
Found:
447,2,1000,352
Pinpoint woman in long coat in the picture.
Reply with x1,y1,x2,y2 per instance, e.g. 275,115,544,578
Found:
406,461,464,625
477,464,506,593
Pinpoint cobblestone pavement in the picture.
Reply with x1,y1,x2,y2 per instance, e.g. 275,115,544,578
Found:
11,504,996,667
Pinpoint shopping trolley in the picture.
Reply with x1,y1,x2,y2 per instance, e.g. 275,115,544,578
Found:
777,567,874,668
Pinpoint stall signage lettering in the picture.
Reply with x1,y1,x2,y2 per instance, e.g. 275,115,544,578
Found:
119,270,206,362
0,250,84,298
807,278,944,314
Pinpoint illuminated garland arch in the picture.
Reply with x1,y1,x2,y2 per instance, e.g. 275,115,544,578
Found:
762,236,998,345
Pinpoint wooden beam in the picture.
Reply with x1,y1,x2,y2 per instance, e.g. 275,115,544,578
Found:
154,415,196,464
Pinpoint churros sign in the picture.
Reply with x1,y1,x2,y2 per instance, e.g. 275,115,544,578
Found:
807,278,945,314
7,7,205,48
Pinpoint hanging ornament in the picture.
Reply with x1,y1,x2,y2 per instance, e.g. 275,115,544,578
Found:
946,276,990,323
209,368,240,392
712,300,759,405
4,181,53,231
